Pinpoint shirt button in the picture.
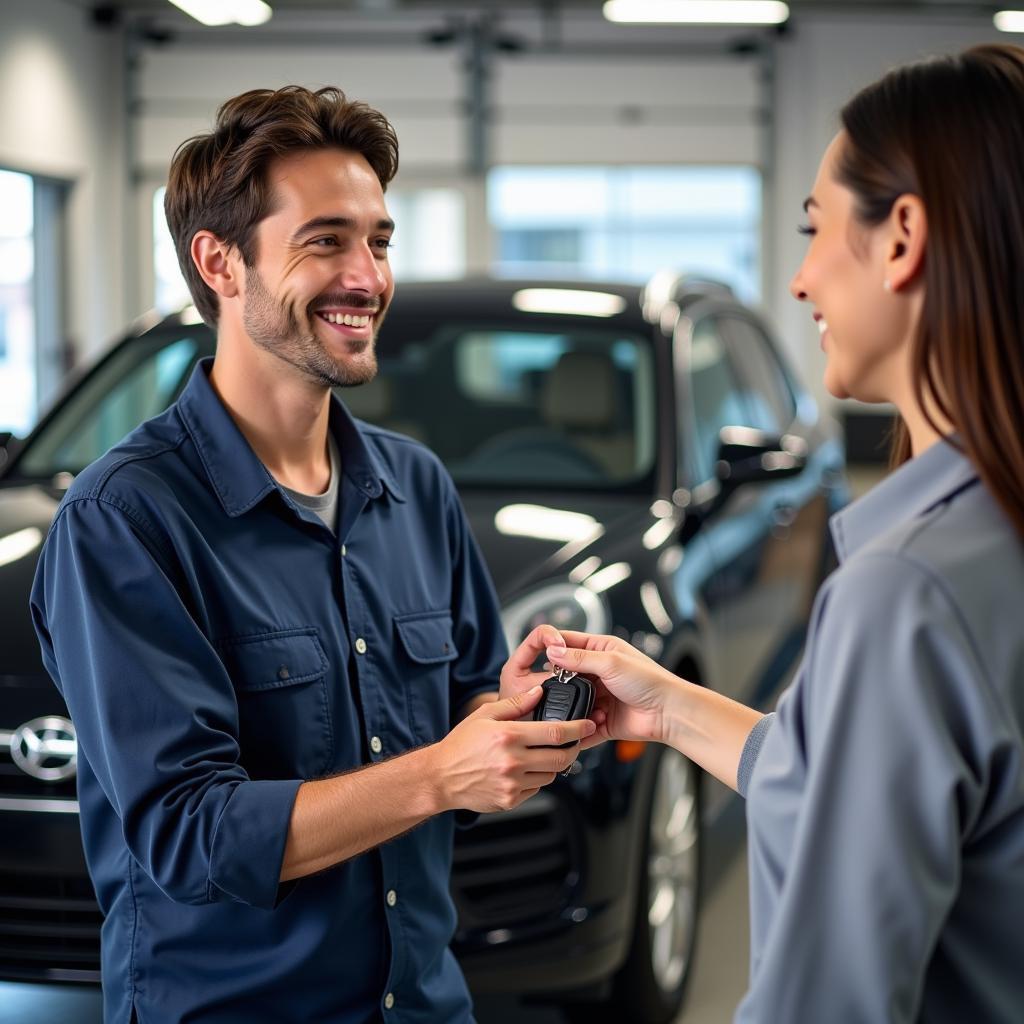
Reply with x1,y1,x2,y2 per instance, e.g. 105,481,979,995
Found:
355,638,367,655
341,544,347,556
370,736,383,755
386,889,397,907
277,666,290,681
384,993,395,1010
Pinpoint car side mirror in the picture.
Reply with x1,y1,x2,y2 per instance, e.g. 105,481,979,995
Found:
714,425,807,492
0,431,14,473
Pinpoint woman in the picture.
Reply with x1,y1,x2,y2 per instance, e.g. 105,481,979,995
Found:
546,44,1024,1023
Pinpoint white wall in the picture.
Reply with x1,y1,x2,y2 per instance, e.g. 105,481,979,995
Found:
770,11,1004,413
0,0,128,361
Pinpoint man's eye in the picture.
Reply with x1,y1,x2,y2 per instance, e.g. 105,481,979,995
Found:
373,238,394,251
311,237,339,247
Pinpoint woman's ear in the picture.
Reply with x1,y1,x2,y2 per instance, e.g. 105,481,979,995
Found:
886,194,927,292
191,231,240,301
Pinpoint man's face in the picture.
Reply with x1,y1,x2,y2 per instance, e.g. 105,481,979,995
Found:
240,147,395,388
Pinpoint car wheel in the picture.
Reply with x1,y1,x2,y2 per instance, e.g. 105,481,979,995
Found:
564,745,702,1024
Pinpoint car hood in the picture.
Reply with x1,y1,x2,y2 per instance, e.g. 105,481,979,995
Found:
458,490,654,602
0,483,61,677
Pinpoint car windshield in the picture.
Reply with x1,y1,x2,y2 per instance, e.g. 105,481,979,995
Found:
13,314,657,489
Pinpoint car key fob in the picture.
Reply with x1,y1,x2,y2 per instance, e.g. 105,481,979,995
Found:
532,669,595,749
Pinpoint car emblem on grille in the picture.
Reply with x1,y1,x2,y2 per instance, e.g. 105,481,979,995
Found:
9,716,78,782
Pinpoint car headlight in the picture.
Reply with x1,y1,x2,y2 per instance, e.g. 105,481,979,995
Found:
501,583,609,654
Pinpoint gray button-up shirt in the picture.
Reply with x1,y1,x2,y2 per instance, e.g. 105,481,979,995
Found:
736,438,1024,1023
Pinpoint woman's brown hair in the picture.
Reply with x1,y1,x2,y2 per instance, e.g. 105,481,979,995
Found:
836,44,1024,538
164,86,399,326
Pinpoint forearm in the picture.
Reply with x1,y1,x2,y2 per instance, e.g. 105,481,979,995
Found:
280,745,443,882
660,671,764,791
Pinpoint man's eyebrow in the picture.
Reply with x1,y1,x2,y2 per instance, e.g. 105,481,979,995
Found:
290,215,396,241
802,196,818,213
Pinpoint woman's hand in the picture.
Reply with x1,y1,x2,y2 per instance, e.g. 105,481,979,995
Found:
545,631,684,747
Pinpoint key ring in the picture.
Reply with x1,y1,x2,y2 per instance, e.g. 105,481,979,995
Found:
552,667,578,684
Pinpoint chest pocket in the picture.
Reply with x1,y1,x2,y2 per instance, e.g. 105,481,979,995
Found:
219,628,332,781
394,611,459,745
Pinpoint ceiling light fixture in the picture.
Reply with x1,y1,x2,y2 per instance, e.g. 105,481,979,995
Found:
603,0,789,25
994,10,1024,31
168,0,273,27
511,288,627,317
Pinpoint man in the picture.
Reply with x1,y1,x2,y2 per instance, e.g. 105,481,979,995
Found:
30,86,593,1024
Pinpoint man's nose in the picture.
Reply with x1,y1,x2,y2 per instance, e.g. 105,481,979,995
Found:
339,243,388,296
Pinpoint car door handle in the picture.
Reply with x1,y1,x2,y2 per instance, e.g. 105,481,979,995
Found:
772,503,796,526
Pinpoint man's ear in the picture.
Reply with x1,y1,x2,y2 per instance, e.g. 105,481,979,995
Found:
191,231,241,300
886,194,927,292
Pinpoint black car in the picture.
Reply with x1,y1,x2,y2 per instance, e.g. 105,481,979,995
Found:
0,275,846,1023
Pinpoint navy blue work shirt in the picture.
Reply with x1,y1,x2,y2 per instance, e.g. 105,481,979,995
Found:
30,358,508,1024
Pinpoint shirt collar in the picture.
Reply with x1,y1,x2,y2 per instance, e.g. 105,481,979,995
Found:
177,358,405,518
830,435,979,562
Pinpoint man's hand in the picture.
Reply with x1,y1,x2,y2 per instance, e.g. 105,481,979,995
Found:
430,686,596,813
499,623,568,701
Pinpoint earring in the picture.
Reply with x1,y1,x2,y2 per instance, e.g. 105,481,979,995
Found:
883,279,893,293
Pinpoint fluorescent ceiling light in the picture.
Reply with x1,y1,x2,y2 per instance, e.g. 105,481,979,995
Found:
511,288,627,318
604,0,789,25
168,0,273,27
0,527,42,568
494,504,604,544
994,10,1024,31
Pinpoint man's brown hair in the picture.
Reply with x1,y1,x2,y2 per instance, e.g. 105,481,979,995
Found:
164,86,399,326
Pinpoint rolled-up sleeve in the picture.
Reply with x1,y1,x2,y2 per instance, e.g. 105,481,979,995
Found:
31,496,300,911
738,552,991,1023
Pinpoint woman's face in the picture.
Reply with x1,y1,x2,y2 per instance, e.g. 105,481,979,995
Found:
789,132,908,403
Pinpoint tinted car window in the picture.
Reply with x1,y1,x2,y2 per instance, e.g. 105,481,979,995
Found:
684,317,749,481
13,319,655,491
17,333,209,477
719,315,796,432
346,324,656,487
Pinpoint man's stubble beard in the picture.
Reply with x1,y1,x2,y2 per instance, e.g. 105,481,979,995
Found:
241,265,382,389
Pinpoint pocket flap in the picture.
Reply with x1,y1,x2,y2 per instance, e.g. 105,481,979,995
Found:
395,612,458,666
218,629,328,692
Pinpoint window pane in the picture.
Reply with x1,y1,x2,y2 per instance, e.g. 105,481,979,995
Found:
489,166,761,303
720,315,796,432
387,188,465,281
0,169,36,435
154,187,191,315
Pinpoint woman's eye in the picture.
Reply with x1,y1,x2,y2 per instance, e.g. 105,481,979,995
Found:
796,224,816,237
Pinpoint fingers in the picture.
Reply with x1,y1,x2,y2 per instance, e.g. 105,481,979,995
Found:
552,630,627,653
515,716,596,747
477,684,545,721
505,623,567,676
545,643,620,680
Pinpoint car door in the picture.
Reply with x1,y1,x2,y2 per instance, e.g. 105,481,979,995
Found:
679,312,822,709
709,313,828,707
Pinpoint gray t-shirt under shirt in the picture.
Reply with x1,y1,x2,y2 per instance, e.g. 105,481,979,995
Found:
280,434,340,532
